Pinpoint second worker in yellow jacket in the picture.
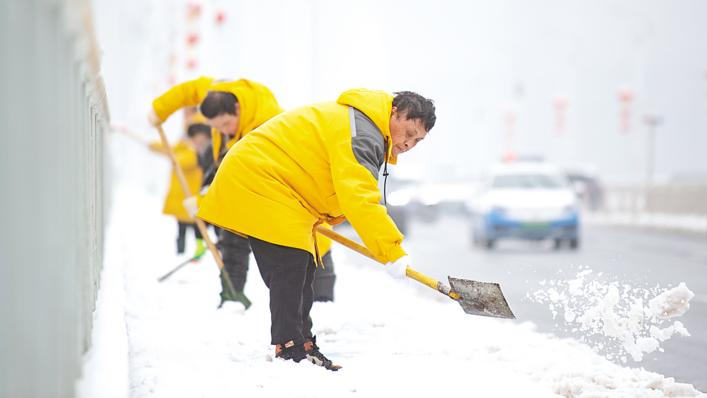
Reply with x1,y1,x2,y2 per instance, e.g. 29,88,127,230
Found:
149,77,282,308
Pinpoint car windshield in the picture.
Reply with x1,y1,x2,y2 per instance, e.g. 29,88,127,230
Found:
492,173,569,189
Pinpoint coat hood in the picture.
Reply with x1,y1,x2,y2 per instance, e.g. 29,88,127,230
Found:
210,79,281,138
337,88,397,164
209,78,283,161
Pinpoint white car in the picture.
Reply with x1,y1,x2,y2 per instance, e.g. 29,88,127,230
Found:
468,162,580,250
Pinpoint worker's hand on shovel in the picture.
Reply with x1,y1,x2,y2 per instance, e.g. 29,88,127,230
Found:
183,196,199,218
385,255,410,279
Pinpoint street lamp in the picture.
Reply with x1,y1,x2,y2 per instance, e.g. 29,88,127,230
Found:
502,110,517,161
643,114,663,187
553,95,568,135
618,86,634,133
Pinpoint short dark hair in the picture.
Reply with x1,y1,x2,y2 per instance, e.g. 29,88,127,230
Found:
392,91,436,131
200,91,238,118
187,123,211,138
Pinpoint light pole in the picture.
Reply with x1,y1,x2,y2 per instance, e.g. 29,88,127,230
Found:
502,110,517,161
643,114,663,188
618,86,634,134
554,95,568,135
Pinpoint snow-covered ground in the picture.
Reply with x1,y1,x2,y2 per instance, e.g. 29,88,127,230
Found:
77,185,706,398
585,212,707,235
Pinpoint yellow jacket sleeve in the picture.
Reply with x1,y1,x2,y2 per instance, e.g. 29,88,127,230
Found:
152,76,215,122
329,136,406,264
148,140,167,154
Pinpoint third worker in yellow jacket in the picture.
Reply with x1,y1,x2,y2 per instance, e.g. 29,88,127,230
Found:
148,120,211,257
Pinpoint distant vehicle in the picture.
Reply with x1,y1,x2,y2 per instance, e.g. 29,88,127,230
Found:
565,170,604,211
384,177,478,232
386,179,473,226
338,176,412,235
382,176,417,235
414,182,477,217
468,162,580,250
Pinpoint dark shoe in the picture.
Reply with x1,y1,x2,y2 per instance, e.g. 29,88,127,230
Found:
304,336,341,371
275,340,307,362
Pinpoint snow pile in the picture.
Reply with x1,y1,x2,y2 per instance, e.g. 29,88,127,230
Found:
76,217,130,398
648,283,695,319
530,270,694,363
85,187,705,397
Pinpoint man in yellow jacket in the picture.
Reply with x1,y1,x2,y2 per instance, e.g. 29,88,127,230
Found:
198,89,436,370
149,76,283,309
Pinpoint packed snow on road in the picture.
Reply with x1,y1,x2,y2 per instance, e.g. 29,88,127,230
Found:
77,188,705,398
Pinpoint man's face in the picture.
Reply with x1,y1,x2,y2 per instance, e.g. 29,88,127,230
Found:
207,104,240,136
389,107,428,157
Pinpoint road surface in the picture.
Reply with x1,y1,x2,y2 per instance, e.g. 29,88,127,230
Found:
337,214,707,390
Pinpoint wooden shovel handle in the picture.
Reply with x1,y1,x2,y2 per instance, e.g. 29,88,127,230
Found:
155,125,237,295
315,226,460,300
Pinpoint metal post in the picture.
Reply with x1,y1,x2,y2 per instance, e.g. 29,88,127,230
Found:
643,114,662,189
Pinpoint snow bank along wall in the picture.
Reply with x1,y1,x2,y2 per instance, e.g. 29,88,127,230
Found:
0,0,110,396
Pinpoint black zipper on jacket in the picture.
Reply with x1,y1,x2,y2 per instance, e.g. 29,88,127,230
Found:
383,137,390,206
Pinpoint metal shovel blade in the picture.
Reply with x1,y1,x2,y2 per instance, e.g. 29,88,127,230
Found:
448,277,515,319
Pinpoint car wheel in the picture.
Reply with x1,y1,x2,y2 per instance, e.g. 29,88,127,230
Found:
569,238,580,250
484,239,495,250
470,233,480,248
553,238,562,250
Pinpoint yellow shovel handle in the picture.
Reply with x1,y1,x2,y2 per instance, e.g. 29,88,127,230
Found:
405,267,461,300
315,226,460,300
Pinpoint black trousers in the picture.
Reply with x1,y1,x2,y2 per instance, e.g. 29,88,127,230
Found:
313,251,335,302
219,230,251,292
176,221,202,254
249,236,315,346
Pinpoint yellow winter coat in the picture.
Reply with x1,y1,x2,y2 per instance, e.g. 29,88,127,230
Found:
149,140,203,222
151,76,284,162
198,89,406,264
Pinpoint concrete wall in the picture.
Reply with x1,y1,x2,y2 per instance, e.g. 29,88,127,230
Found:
0,0,109,397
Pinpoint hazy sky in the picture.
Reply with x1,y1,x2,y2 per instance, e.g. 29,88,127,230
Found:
94,0,707,185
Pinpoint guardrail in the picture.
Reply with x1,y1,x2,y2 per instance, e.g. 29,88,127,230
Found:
0,0,110,397
590,183,707,235
603,184,707,215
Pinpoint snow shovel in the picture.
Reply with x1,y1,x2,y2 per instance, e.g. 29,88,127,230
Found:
316,226,515,319
157,255,201,282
